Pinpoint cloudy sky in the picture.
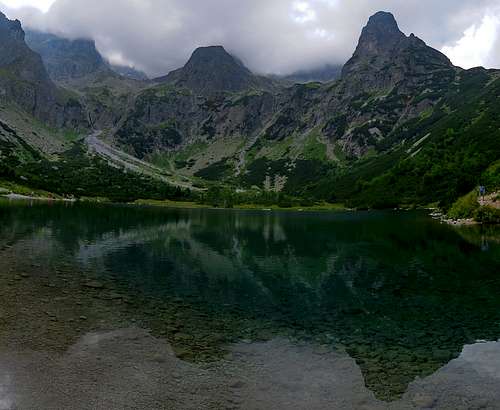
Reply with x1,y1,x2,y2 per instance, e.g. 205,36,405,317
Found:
1,0,499,77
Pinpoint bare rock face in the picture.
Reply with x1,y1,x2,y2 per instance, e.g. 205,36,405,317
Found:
341,11,455,95
156,46,273,96
114,45,281,157
0,12,86,128
111,64,148,81
25,30,111,82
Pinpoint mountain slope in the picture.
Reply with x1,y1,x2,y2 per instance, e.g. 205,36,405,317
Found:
25,30,110,82
24,29,150,129
114,46,281,160
112,11,487,202
0,12,85,128
323,68,500,208
235,11,461,189
0,10,498,208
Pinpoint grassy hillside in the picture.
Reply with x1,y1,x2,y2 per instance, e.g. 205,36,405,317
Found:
310,69,500,209
0,130,191,203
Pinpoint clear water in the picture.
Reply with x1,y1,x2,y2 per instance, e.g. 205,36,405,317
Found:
1,199,499,401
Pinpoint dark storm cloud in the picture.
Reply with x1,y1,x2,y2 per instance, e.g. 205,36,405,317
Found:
2,0,499,76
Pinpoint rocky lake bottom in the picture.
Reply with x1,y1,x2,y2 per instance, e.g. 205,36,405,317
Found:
1,199,500,409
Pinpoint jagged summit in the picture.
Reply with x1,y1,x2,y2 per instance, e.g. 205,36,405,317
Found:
0,12,85,127
341,11,454,94
0,12,50,85
0,11,24,41
358,11,405,53
366,11,399,29
157,45,269,96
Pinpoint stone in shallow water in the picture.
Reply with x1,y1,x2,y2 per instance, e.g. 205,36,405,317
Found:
173,332,193,342
84,281,105,289
174,346,194,360
230,380,245,389
411,393,436,408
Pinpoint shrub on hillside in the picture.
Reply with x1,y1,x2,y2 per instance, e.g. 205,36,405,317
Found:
474,206,500,224
448,191,479,220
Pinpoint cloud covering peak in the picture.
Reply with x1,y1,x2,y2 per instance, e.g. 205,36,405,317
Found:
1,0,499,77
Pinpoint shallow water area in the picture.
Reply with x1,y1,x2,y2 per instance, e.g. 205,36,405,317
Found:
1,199,499,408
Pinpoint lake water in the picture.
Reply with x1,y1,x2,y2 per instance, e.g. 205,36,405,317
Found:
1,199,500,407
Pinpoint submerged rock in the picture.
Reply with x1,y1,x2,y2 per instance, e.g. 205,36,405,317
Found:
84,281,105,289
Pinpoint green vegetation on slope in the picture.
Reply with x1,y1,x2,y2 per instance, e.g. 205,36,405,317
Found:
0,138,192,203
308,70,500,210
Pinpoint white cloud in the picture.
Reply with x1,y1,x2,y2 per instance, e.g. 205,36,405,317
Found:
1,0,54,12
442,14,500,69
292,1,317,24
1,0,500,76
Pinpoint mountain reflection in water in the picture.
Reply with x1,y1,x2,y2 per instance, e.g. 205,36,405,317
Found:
0,199,499,401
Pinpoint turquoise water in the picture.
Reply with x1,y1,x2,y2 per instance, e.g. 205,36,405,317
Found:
1,199,499,400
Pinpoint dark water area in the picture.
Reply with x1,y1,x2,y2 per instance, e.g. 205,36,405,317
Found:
1,199,499,401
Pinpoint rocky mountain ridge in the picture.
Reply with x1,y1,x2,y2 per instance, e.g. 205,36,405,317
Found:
341,11,456,95
25,30,149,84
0,12,85,128
113,10,462,177
0,10,498,209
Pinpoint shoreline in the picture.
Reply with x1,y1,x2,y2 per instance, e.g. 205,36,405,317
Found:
133,198,350,213
429,211,480,226
1,193,350,213
0,193,450,216
4,190,496,221
2,193,76,202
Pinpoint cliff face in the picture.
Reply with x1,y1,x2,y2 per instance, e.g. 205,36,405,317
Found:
25,30,110,82
115,45,280,158
241,12,459,160
24,29,151,130
0,12,86,128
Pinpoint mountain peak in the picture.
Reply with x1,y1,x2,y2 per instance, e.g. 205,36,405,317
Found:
157,45,267,95
0,11,25,42
341,11,454,94
355,11,405,56
366,11,399,30
190,45,231,57
184,45,249,73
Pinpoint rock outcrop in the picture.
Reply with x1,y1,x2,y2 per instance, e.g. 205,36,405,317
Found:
25,30,111,82
0,12,86,128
